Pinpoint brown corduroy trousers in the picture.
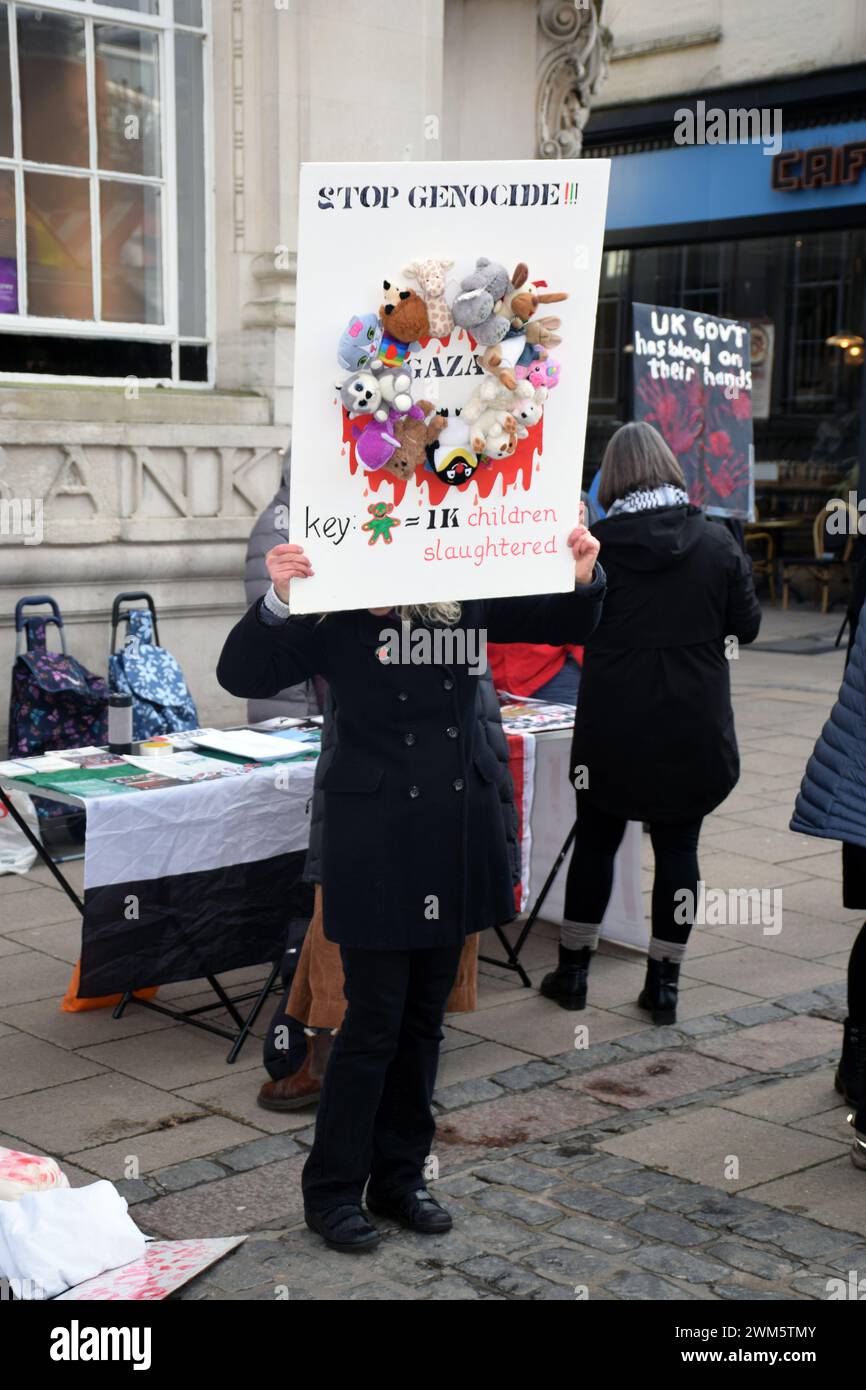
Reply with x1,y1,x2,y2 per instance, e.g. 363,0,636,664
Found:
286,885,479,1029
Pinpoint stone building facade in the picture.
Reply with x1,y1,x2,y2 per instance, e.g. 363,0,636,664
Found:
0,0,860,738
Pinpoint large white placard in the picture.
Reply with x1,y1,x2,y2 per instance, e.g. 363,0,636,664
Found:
288,160,610,614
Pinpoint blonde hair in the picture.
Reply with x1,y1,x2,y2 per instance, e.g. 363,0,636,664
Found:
396,601,461,626
597,421,686,512
317,601,462,626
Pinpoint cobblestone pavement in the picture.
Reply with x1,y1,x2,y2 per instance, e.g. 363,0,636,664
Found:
2,605,865,1300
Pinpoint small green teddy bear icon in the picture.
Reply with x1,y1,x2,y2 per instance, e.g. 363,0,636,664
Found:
362,500,401,546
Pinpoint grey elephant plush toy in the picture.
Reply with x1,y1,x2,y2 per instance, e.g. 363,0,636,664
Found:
451,257,513,346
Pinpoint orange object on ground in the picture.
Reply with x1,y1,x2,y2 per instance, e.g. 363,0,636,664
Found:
61,959,158,1013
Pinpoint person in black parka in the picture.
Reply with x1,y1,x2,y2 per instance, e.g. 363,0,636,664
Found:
217,521,604,1252
541,422,762,1023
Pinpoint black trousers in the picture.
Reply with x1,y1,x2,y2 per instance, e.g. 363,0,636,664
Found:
301,940,463,1212
564,796,703,945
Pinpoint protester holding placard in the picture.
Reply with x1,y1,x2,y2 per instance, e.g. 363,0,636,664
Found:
541,422,761,1024
217,521,604,1252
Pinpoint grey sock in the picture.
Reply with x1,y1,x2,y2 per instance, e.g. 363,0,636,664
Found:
561,921,600,951
648,936,688,964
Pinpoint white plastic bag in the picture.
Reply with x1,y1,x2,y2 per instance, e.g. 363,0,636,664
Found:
0,790,40,875
0,1180,146,1299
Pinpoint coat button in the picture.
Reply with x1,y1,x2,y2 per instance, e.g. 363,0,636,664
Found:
409,785,421,798
446,726,459,739
443,678,454,691
452,778,464,792
404,732,416,746
398,691,409,702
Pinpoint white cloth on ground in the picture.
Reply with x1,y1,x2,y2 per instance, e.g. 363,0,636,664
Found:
0,1179,146,1298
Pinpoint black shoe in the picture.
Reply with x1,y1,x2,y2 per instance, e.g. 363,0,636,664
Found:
540,945,591,1011
304,1202,381,1252
365,1187,452,1234
835,1019,866,1107
638,957,681,1025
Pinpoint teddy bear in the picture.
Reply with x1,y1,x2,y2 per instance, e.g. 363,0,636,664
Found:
381,402,447,482
355,411,404,471
337,313,383,371
379,284,430,344
451,257,514,346
404,259,454,339
339,362,413,422
509,385,549,435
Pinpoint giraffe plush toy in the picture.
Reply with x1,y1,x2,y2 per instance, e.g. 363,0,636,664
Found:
404,258,454,339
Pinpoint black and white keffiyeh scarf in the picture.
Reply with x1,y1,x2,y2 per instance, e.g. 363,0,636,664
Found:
606,484,690,517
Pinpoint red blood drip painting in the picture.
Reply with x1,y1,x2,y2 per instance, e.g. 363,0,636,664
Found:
341,331,544,505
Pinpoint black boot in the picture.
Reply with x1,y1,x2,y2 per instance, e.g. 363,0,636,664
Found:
835,1019,866,1106
638,957,680,1026
540,945,591,1011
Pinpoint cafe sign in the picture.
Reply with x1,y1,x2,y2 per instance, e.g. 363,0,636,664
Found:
771,140,866,191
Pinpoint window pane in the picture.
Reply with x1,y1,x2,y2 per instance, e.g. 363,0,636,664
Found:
25,172,92,319
18,11,88,167
0,168,17,312
175,0,202,25
95,24,161,176
0,5,11,158
100,179,162,323
108,1,160,14
175,30,205,334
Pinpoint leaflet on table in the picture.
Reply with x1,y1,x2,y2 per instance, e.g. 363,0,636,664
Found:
110,772,184,791
499,702,576,733
0,753,82,775
122,752,247,781
188,729,316,762
37,776,136,799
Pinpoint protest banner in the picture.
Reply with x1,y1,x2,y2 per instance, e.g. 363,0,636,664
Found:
632,302,755,520
288,160,610,613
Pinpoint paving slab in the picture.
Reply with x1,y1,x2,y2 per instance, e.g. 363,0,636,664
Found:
695,1015,841,1072
742,1165,866,1238
78,1025,263,1090
454,997,643,1054
177,1069,315,1135
0,949,76,1006
66,1114,260,1179
435,1089,612,1159
0,1073,206,1154
562,1048,746,1110
139,1156,309,1238
683,947,844,999
0,1031,104,1098
717,1069,845,1123
0,994,176,1045
599,1106,846,1192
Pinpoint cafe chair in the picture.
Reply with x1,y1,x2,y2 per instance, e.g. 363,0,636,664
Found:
745,507,776,604
781,503,856,613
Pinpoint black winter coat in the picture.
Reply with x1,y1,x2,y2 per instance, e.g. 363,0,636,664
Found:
305,670,521,890
571,507,760,823
218,577,605,950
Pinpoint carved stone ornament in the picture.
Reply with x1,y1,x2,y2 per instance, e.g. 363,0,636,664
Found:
537,0,611,159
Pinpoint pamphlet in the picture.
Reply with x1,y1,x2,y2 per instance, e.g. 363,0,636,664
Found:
111,772,184,792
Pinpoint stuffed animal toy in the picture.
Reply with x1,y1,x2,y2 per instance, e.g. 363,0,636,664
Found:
479,334,527,391
525,317,562,351
376,331,414,370
339,362,414,422
404,259,454,339
381,401,447,482
381,280,402,310
499,265,568,336
355,411,404,471
509,385,549,435
515,344,562,389
424,410,480,486
379,286,430,344
451,257,513,346
337,313,383,371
